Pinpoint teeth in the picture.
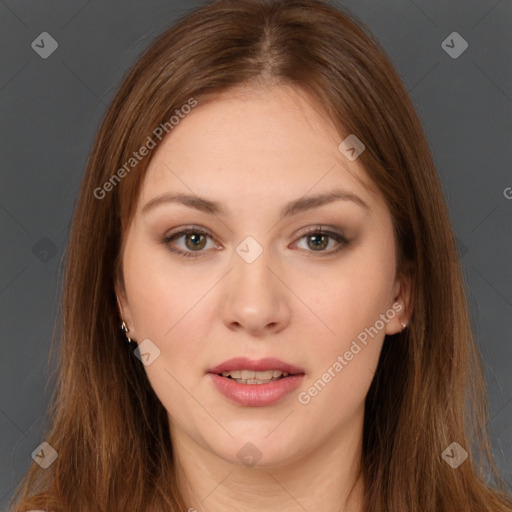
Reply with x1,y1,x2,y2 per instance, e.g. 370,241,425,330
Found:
221,369,290,380
224,370,242,379
237,378,274,384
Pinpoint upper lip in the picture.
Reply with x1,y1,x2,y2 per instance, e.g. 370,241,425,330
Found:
207,357,305,375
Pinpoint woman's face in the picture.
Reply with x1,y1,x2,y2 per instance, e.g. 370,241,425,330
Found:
116,84,410,468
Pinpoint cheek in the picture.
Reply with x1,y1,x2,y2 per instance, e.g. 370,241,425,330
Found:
305,241,395,345
296,340,382,436
294,238,394,414
296,279,388,428
122,245,219,403
123,241,208,338
306,272,387,387
122,244,213,417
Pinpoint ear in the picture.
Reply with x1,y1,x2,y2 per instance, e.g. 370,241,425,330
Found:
114,282,137,342
385,270,413,336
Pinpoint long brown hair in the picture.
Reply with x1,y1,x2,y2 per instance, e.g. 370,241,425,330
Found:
10,1,512,510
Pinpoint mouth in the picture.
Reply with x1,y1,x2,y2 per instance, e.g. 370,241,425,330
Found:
217,369,295,385
207,356,305,382
207,357,306,406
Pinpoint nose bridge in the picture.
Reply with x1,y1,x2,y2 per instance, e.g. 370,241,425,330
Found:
231,234,277,299
222,234,288,333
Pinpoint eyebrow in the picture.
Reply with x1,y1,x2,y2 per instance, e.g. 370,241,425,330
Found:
141,188,369,219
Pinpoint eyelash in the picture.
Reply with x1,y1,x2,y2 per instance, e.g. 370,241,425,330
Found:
161,225,350,258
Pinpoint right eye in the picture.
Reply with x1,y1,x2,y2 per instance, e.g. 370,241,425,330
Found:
162,227,220,258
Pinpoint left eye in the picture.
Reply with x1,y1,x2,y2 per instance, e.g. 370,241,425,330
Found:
294,229,348,254
162,226,349,258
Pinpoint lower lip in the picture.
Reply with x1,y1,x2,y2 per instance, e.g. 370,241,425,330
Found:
208,373,305,407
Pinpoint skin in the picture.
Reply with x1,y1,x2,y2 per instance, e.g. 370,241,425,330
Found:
116,84,412,512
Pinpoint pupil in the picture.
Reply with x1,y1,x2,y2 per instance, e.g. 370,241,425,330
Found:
309,234,327,250
186,233,205,250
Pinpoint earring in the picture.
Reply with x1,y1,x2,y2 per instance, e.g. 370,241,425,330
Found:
401,321,407,330
116,293,133,344
120,321,132,343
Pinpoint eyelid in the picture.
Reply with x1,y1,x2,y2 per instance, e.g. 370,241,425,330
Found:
164,224,215,239
294,224,347,239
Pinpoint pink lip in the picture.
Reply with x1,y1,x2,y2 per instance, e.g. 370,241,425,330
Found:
207,357,305,375
208,373,305,407
207,357,305,407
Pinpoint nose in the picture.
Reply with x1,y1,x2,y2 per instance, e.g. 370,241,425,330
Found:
221,246,291,336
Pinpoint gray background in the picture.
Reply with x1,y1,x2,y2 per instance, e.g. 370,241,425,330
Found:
0,0,511,507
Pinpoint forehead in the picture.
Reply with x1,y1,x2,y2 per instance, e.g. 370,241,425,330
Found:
136,84,380,215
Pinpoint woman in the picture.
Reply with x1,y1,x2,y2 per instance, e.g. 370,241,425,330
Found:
11,0,512,511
